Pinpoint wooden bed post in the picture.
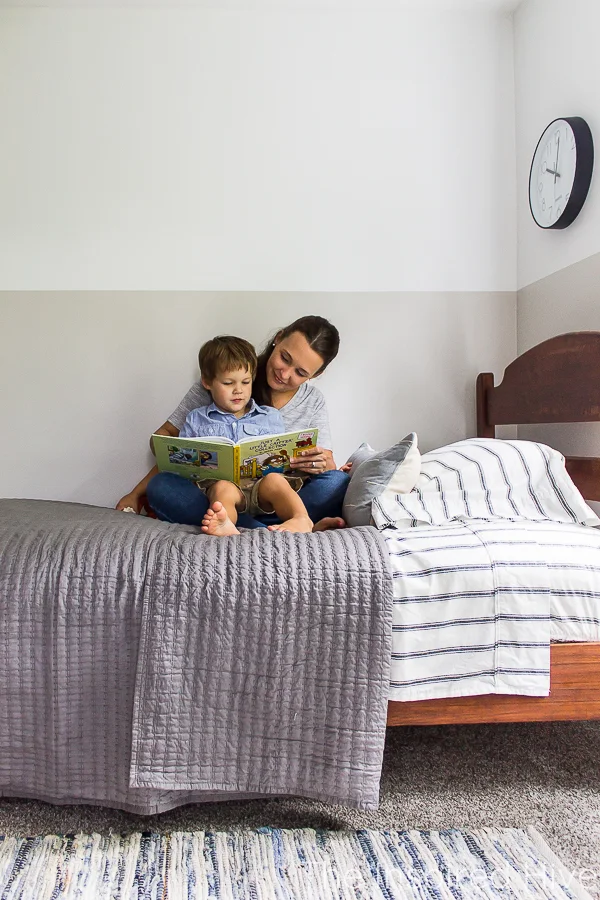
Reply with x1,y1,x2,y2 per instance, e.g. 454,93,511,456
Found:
476,372,495,438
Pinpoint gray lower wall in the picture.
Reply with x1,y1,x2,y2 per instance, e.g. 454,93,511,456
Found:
0,291,516,507
518,250,600,463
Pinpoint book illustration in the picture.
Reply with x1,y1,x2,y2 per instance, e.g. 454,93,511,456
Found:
295,435,315,448
240,450,290,479
153,428,318,486
166,446,219,469
256,450,290,475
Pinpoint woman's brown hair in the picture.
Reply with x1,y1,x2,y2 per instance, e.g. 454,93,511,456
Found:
252,316,340,406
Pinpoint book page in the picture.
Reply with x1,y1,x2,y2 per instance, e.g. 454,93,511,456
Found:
237,429,318,483
152,434,236,483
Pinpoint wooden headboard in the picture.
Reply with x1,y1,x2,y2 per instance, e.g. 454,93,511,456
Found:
477,331,600,502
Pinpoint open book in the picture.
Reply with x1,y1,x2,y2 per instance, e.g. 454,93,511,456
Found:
152,428,319,486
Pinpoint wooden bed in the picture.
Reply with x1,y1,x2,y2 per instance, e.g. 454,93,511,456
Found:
387,331,600,726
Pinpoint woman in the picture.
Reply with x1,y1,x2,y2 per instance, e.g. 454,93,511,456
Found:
116,316,350,529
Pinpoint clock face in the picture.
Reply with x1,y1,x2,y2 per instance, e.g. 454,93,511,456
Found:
529,119,577,228
529,117,594,229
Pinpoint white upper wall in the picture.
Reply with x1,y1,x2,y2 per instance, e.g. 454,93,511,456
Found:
515,0,600,289
0,1,524,12
0,5,516,292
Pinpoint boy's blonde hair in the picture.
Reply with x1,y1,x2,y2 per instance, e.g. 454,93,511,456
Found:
198,335,258,382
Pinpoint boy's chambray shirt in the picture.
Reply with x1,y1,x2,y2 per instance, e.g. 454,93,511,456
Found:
179,400,284,442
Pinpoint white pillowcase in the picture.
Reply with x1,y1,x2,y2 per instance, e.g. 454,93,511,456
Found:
381,439,421,494
372,438,600,530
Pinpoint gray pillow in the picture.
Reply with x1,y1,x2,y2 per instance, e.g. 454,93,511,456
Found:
342,433,420,527
345,441,378,470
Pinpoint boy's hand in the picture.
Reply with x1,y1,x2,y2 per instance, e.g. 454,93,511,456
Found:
339,462,353,473
289,446,330,474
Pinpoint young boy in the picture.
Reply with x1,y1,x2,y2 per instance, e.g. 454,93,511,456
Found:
179,335,313,537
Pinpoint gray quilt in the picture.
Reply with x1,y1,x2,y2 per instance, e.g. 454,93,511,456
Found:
0,499,393,813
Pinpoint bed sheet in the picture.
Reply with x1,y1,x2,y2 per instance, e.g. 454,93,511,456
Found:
383,520,600,703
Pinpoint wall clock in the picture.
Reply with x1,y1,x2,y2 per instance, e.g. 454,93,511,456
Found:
529,116,594,229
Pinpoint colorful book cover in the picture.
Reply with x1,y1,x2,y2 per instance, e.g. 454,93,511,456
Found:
152,428,319,486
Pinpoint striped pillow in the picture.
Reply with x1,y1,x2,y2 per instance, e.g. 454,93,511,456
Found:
372,438,600,530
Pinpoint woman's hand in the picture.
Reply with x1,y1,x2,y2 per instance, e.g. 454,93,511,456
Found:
115,465,160,513
289,446,335,475
116,492,142,514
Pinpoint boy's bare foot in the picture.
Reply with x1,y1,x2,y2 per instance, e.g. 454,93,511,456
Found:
267,514,313,534
312,517,346,532
201,501,240,536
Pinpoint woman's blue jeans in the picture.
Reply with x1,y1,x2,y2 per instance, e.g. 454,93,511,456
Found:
145,469,350,529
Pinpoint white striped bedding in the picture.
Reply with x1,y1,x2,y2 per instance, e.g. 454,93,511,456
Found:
373,438,600,532
385,520,600,702
377,439,600,703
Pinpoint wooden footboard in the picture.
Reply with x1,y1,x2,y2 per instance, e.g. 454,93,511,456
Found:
386,642,600,725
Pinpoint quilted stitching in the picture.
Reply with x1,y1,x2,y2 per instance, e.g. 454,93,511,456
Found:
0,500,393,813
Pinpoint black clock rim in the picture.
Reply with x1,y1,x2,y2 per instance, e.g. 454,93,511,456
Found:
528,116,594,230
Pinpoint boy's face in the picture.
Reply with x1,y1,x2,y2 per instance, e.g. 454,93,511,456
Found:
202,367,253,417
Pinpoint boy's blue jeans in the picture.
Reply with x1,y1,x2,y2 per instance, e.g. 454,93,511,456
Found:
145,469,351,529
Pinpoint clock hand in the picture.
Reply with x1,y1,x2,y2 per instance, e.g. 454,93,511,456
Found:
546,168,560,176
551,134,561,201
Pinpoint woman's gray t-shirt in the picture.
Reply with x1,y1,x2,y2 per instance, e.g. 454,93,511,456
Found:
168,381,333,450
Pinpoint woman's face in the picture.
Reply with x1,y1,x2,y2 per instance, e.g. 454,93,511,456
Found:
266,331,325,394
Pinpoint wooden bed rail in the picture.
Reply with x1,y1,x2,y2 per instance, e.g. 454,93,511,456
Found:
386,643,600,725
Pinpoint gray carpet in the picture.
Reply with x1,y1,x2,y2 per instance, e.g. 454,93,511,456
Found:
2,721,600,897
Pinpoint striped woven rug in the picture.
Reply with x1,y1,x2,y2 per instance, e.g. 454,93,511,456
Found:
0,826,592,899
